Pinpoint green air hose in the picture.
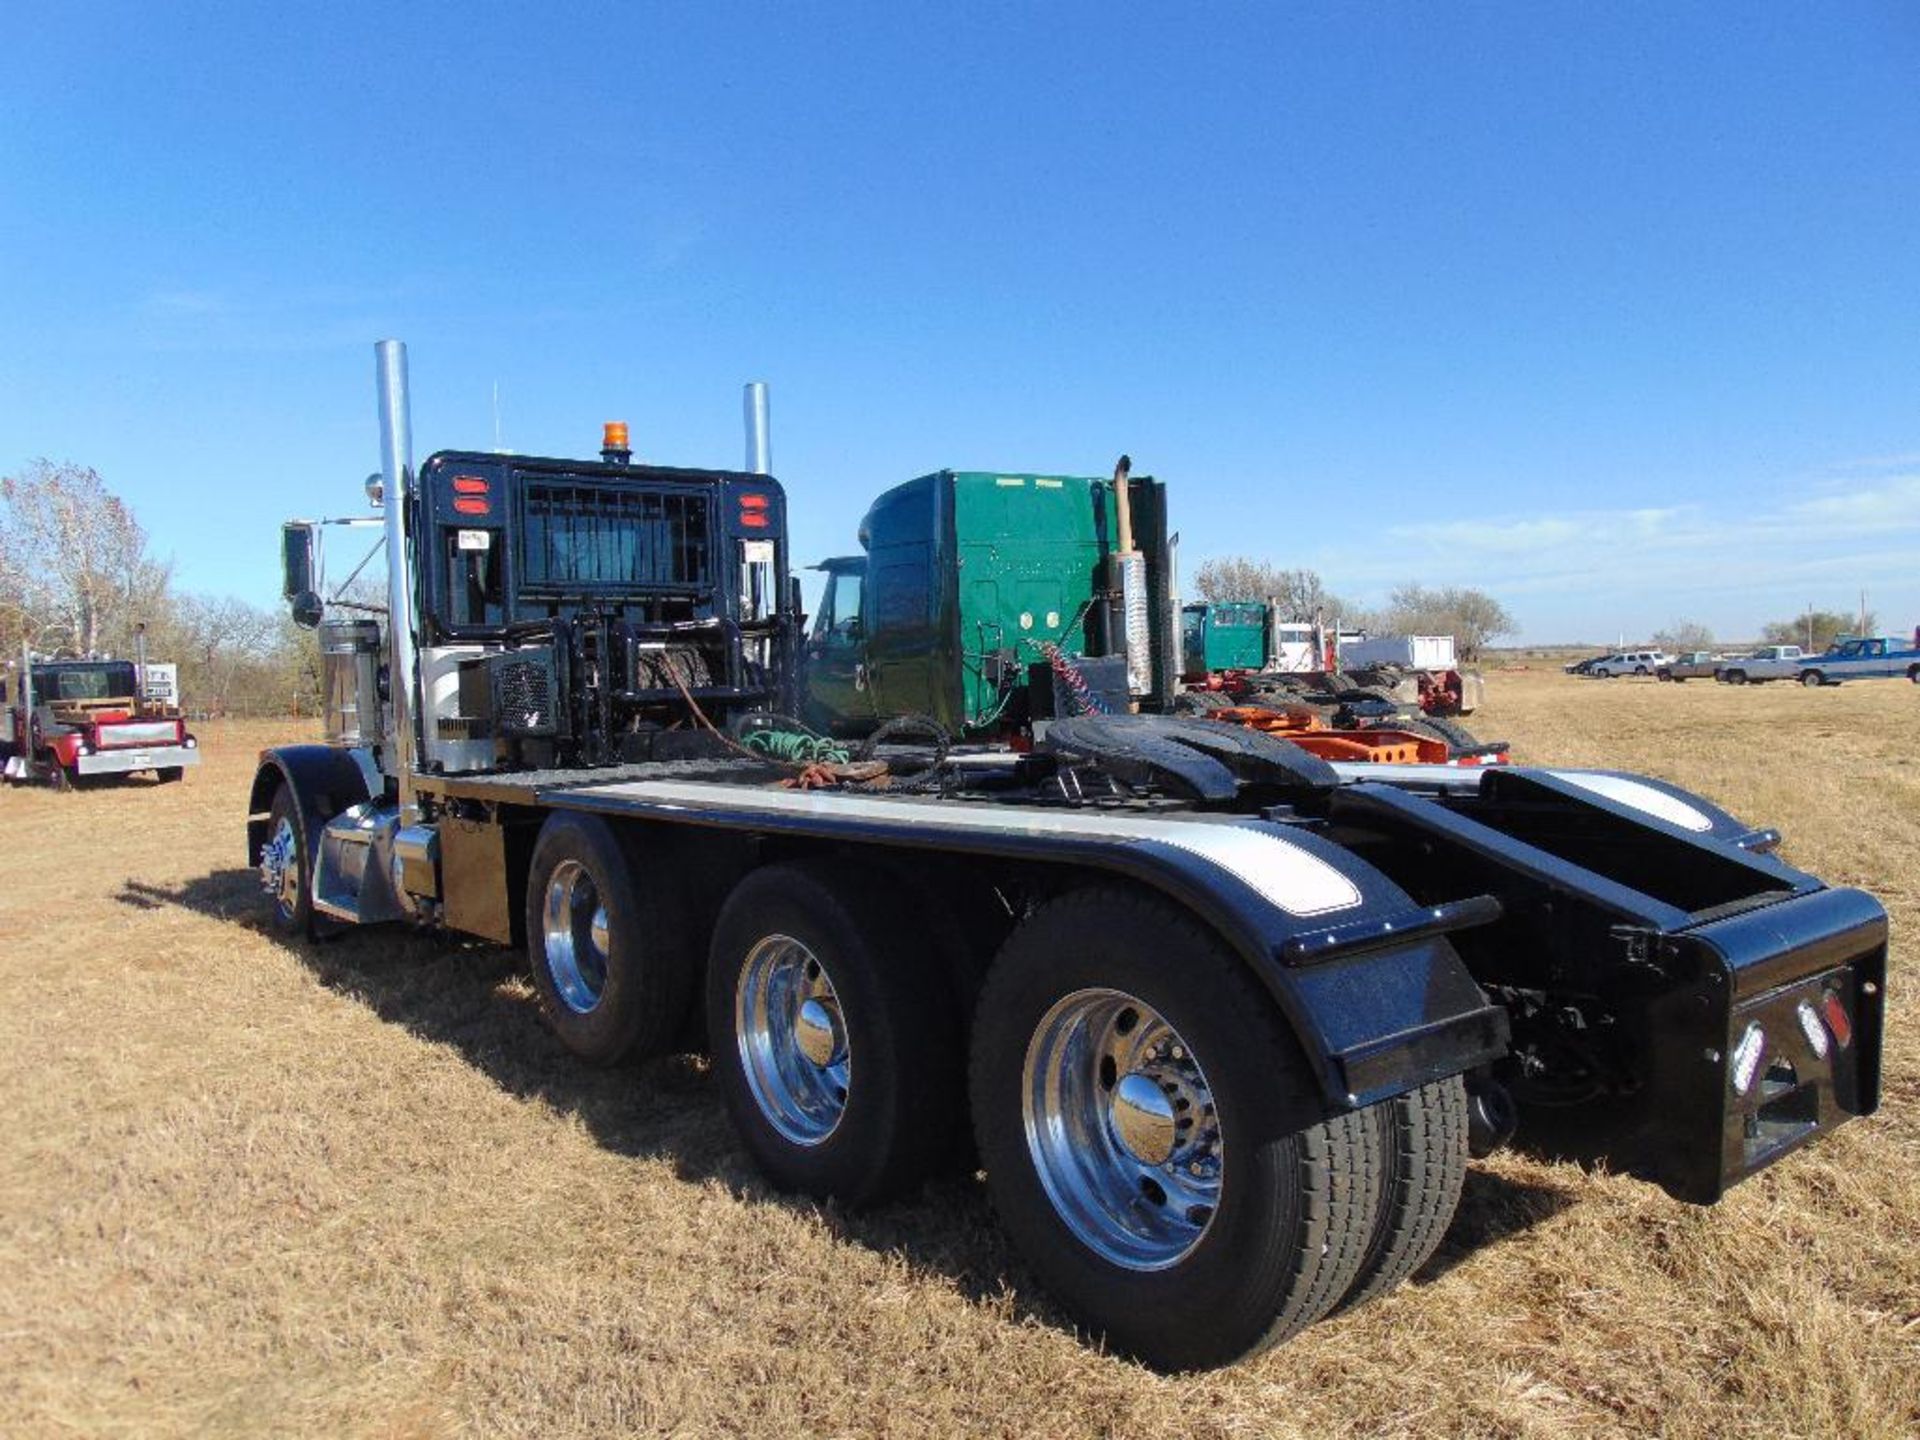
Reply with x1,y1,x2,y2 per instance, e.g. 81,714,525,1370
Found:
742,727,851,765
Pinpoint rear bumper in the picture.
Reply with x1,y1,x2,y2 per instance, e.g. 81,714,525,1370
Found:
1688,888,1885,1201
1534,886,1885,1204
76,744,200,776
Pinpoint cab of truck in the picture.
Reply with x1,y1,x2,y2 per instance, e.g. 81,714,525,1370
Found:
802,467,1173,737
282,427,802,773
1180,602,1268,680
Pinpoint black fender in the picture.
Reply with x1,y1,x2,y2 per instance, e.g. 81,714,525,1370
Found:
544,777,1510,1112
246,745,378,869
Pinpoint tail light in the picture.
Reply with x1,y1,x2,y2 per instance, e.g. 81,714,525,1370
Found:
740,492,770,529
1730,1022,1767,1096
452,474,491,516
1821,991,1853,1049
1795,1001,1831,1060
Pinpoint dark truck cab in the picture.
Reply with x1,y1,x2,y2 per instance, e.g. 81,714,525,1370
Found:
406,447,800,769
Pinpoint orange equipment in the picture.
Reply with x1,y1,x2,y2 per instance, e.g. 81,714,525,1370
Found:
1206,704,1507,766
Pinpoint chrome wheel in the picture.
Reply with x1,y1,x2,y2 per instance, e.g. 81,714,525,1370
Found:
543,859,610,1014
259,814,300,921
1023,987,1222,1271
735,933,850,1146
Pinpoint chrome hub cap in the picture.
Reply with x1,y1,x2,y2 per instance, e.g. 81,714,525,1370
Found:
543,860,610,1014
794,995,844,1068
1023,988,1222,1271
259,816,300,919
1111,1072,1179,1166
736,934,849,1146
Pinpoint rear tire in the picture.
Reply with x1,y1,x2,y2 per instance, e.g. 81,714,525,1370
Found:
970,887,1381,1371
1335,1078,1468,1313
525,814,695,1066
157,766,184,784
1725,670,1747,685
1800,670,1824,688
707,860,966,1206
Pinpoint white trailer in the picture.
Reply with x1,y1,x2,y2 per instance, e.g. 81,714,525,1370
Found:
1340,633,1459,671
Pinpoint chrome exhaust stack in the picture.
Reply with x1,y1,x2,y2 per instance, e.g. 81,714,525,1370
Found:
375,339,419,817
743,381,771,475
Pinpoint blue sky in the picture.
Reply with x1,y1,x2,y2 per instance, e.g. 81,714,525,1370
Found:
4,3,1916,644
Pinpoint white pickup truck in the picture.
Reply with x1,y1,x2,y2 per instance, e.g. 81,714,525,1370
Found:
1716,645,1806,684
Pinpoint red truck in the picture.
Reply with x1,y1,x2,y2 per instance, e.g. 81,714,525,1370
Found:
2,657,200,787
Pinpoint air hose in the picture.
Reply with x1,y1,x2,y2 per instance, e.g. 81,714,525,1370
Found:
742,727,851,764
1040,641,1110,716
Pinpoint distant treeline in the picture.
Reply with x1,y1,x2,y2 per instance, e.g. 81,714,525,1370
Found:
2,460,325,717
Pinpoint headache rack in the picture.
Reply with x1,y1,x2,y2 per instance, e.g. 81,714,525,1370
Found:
519,479,714,597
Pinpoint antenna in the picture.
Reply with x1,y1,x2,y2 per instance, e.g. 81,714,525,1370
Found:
492,380,504,453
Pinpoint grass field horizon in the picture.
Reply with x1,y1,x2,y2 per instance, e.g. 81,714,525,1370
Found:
2,670,1914,1437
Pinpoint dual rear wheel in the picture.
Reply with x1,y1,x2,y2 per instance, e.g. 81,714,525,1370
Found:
969,888,1466,1367
522,813,1470,1370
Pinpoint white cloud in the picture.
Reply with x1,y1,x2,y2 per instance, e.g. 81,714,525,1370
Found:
1242,456,1920,641
1782,475,1920,530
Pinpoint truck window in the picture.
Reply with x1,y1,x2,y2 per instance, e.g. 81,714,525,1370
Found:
829,570,863,635
519,478,711,593
444,529,504,627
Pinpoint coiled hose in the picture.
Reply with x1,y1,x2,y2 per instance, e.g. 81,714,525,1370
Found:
1039,641,1110,716
739,724,851,765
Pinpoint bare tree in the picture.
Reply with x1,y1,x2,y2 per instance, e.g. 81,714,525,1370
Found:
1652,620,1715,652
1191,557,1365,623
0,460,170,657
165,595,285,715
1377,583,1515,662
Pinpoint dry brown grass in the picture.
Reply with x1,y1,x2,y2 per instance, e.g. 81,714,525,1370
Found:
1,673,1916,1438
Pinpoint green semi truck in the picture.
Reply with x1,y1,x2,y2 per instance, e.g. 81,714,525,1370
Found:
1181,601,1280,677
803,465,1174,737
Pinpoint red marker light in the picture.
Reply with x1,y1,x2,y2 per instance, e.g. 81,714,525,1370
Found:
452,475,490,495
739,493,769,510
740,511,769,529
1822,992,1853,1049
453,497,491,516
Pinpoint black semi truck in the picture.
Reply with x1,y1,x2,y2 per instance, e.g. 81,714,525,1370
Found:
249,342,1885,1371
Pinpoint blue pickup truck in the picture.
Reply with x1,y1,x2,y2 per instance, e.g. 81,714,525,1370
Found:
1795,635,1920,687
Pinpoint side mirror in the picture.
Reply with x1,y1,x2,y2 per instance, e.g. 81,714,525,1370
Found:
290,592,325,629
282,522,318,601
